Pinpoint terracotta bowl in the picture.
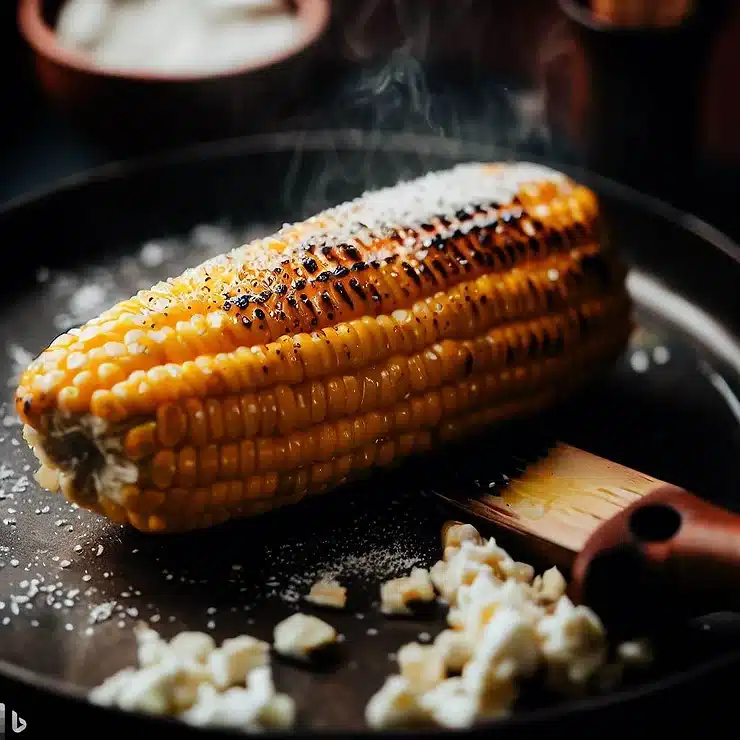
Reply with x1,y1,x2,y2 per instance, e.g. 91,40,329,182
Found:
18,0,331,155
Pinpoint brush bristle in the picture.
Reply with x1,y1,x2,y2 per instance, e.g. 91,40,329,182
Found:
432,443,661,560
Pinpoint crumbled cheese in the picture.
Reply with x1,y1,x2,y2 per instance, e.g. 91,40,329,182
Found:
452,576,544,637
273,613,337,660
396,643,446,692
433,630,473,674
135,622,169,667
442,521,483,550
461,607,540,696
536,597,607,693
90,661,181,714
90,626,294,729
170,664,214,713
531,566,567,604
182,667,294,731
208,635,270,689
168,631,217,663
365,520,650,729
380,567,435,615
304,579,347,609
418,677,482,729
365,676,430,730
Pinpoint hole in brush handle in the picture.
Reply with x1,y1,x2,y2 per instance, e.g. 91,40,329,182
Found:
573,486,740,633
629,503,682,543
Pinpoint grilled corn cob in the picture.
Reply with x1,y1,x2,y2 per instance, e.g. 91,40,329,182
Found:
16,162,631,533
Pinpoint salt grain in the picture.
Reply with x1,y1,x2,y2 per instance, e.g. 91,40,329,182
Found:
630,350,650,373
653,345,671,365
68,283,107,318
139,242,166,268
89,601,116,624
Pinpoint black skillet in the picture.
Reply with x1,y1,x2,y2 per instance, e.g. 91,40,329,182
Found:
1,130,740,737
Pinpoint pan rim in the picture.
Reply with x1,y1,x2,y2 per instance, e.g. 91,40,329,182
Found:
1,128,739,734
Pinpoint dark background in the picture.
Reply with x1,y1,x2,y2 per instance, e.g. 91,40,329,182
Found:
3,0,740,240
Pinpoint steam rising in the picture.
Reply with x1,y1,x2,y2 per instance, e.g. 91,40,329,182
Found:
286,0,556,215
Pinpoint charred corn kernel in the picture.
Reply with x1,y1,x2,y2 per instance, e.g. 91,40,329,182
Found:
16,163,631,533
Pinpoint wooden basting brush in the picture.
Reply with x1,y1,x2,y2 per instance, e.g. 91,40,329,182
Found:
433,441,740,634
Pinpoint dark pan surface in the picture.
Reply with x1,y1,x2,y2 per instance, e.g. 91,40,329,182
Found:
1,131,740,735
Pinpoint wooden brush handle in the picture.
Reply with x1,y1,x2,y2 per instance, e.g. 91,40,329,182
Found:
570,485,740,634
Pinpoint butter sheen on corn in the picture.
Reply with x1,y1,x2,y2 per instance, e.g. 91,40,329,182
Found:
15,162,632,533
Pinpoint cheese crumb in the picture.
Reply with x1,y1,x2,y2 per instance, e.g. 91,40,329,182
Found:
433,630,473,674
208,635,270,689
380,567,435,615
396,642,446,692
442,521,483,550
536,597,607,694
134,623,169,667
273,613,337,660
168,631,217,663
418,677,485,728
531,566,567,604
305,579,347,609
365,676,430,730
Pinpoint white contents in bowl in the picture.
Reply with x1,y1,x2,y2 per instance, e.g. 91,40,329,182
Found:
55,0,304,76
